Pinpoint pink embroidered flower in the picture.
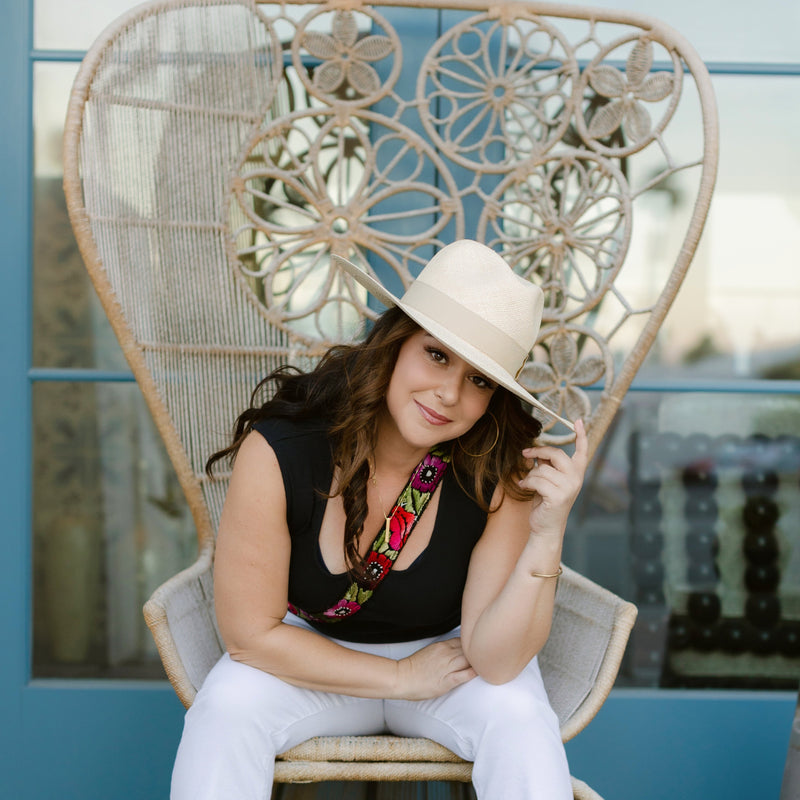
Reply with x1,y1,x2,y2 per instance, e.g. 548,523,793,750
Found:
388,507,415,551
324,599,361,618
411,452,447,492
363,552,392,587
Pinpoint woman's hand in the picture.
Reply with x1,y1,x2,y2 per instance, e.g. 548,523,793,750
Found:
519,418,589,538
395,638,476,700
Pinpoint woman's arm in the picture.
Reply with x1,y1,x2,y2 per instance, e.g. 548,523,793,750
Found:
214,430,475,699
459,420,588,684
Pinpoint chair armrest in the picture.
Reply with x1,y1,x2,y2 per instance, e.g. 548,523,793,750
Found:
540,565,638,742
145,550,637,732
143,542,223,708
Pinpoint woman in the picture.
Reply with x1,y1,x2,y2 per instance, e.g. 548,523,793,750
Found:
171,240,588,799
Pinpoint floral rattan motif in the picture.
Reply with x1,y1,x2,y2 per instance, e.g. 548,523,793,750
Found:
217,0,718,447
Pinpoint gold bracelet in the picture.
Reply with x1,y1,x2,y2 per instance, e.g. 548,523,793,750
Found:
530,566,563,579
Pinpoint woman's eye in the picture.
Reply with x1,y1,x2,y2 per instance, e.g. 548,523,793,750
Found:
426,347,447,363
471,375,495,390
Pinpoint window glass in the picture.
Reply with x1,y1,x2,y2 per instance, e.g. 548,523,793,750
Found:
565,390,800,689
37,0,800,63
33,0,336,50
631,75,800,380
34,0,144,51
32,1,800,691
557,0,800,64
32,381,196,678
33,62,127,370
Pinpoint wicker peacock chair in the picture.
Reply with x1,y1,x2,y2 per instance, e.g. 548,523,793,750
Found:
63,1,718,796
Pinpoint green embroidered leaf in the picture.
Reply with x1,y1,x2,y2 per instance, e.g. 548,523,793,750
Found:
397,488,413,511
355,588,368,604
410,487,426,512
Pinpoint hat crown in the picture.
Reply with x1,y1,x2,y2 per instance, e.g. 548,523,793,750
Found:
408,240,543,353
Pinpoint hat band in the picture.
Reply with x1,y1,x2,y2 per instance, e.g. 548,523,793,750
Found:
401,282,529,376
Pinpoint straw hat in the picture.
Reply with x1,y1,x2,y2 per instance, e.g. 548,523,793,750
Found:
333,240,574,430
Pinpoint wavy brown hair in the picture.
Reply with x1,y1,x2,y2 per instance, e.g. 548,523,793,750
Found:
206,307,542,576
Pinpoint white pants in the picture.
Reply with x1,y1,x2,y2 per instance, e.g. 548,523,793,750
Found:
171,616,571,800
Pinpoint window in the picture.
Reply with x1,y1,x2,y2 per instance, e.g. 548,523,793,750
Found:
30,0,800,689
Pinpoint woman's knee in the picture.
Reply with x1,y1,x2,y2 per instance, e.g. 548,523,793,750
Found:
488,680,554,722
188,656,286,739
461,677,561,741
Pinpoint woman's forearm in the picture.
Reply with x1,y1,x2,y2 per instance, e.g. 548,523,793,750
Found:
226,621,403,698
463,533,562,684
225,620,476,701
466,421,588,684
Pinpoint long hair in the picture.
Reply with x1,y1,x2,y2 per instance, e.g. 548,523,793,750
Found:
207,307,541,576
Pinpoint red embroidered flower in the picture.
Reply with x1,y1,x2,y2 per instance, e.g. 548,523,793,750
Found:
363,551,392,587
323,599,361,618
388,506,415,551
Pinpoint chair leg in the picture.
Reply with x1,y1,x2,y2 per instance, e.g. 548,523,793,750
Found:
373,782,450,799
276,782,474,799
276,783,371,799
274,777,599,798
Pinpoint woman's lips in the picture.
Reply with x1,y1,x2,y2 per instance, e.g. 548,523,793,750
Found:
415,400,452,425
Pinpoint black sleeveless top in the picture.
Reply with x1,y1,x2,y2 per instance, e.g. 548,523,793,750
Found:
253,416,490,643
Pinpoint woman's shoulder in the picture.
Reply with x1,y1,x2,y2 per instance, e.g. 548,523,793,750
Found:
252,414,331,445
253,417,331,461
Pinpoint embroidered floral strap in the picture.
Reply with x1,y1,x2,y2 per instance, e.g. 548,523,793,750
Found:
289,447,450,623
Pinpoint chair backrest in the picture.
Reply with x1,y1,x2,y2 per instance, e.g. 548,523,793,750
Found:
64,0,718,553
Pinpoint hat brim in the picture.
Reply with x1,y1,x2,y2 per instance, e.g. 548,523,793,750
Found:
333,254,575,431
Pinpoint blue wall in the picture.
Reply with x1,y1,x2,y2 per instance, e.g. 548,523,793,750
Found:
9,685,797,799
567,691,795,799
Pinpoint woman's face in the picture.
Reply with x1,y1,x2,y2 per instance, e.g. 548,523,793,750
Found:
383,330,496,451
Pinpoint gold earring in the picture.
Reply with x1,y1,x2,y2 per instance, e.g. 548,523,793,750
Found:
458,412,500,458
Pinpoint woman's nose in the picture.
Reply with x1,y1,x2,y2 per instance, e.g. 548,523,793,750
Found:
434,372,460,405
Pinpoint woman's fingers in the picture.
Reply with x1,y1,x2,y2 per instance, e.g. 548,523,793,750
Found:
524,420,587,467
522,446,569,470
522,420,588,483
447,665,478,690
521,420,588,534
399,638,476,699
571,418,589,470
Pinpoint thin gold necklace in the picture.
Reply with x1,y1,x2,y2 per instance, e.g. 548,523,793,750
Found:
370,473,393,537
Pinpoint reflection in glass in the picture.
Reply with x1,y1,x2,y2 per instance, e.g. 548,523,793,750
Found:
565,391,800,689
34,0,142,51
624,76,800,381
555,0,799,64
33,62,127,370
32,382,196,678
